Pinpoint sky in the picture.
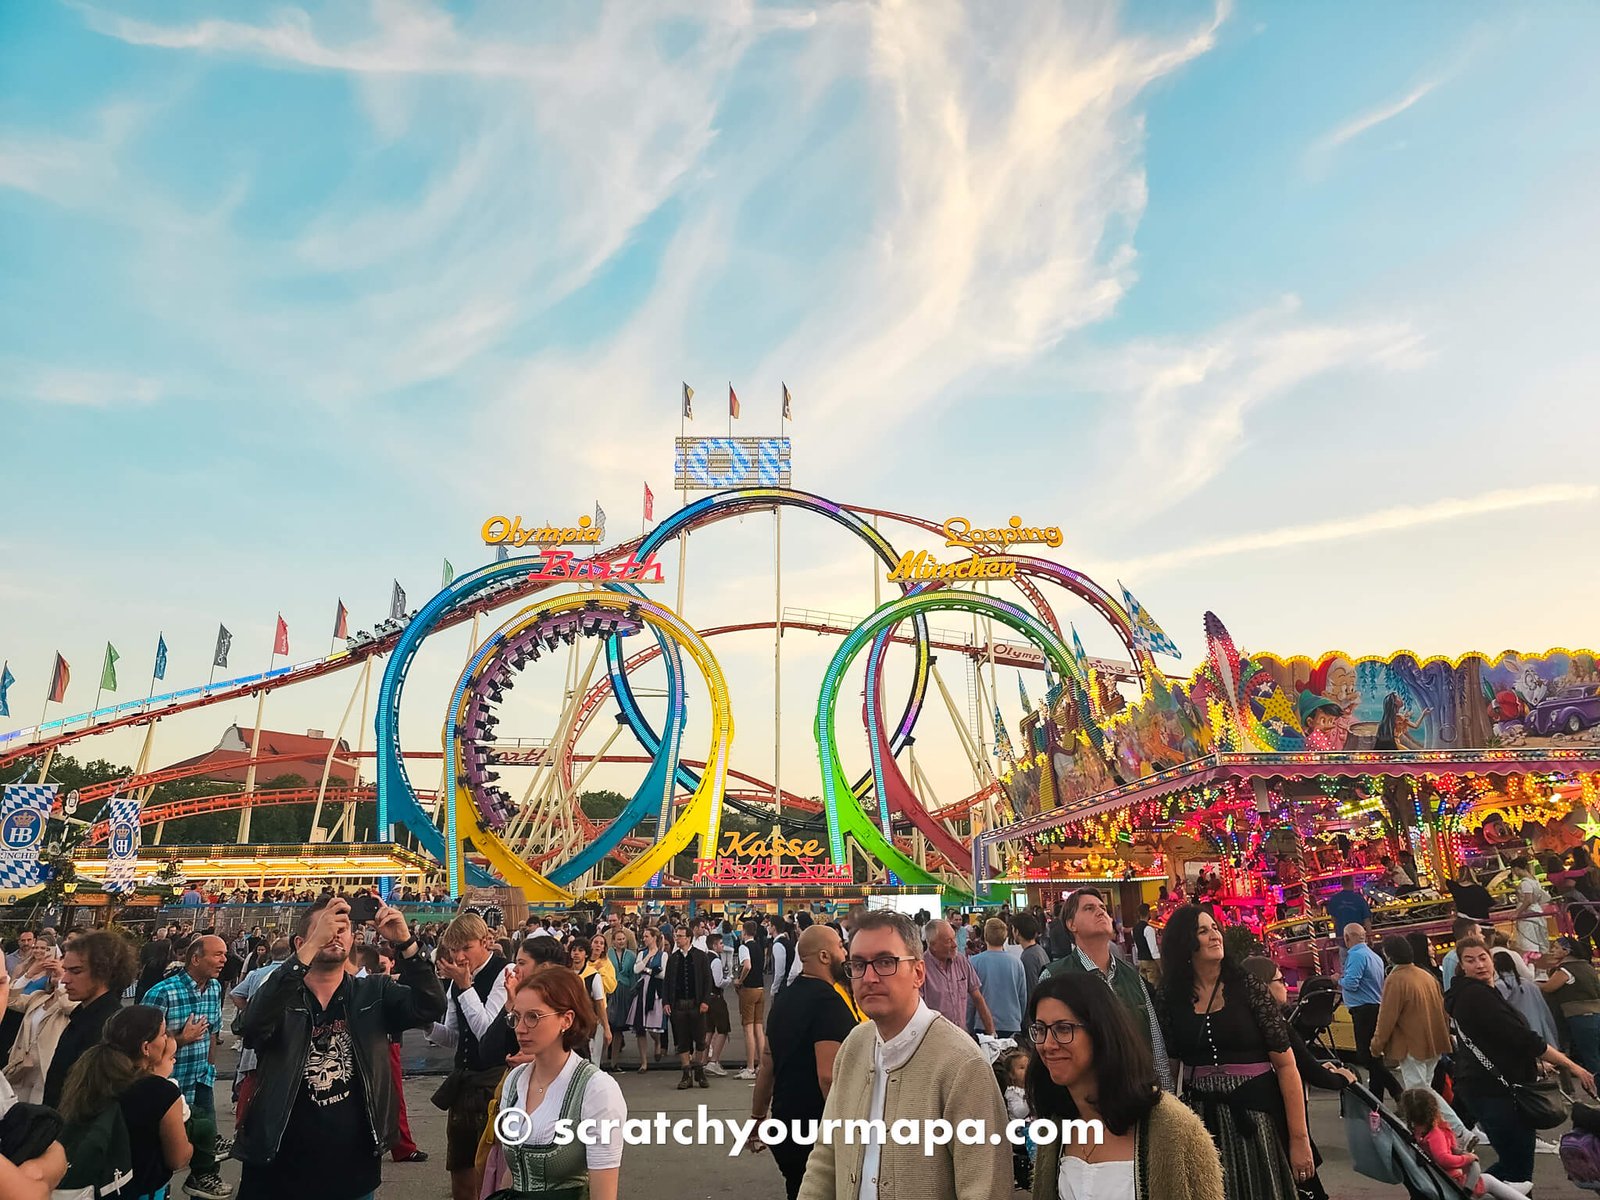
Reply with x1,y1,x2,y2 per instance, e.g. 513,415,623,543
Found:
3,0,1599,817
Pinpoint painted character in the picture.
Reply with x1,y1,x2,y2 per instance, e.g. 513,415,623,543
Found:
1373,692,1430,751
1298,690,1351,752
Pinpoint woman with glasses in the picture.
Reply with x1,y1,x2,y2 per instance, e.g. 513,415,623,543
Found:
1025,973,1223,1200
1242,957,1356,1200
1157,906,1312,1200
481,966,626,1200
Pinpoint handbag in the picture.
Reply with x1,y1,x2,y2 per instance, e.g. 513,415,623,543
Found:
1452,1019,1572,1129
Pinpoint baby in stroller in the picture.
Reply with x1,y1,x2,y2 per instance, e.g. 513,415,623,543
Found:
1398,1089,1532,1199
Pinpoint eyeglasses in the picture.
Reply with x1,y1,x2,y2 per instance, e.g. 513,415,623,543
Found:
845,955,917,978
504,1008,569,1029
1027,1020,1088,1046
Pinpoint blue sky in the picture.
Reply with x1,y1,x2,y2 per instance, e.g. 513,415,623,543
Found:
3,0,1599,801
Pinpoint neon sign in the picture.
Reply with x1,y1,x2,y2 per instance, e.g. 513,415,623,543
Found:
526,551,664,584
692,829,853,885
674,437,792,490
482,515,604,548
887,551,1017,582
943,516,1063,550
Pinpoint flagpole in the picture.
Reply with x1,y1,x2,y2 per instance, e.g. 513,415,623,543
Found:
773,400,785,824
676,392,689,618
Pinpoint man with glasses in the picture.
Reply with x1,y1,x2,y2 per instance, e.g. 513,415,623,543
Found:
233,895,445,1200
794,911,1009,1200
919,919,996,1037
750,924,860,1199
1042,887,1173,1090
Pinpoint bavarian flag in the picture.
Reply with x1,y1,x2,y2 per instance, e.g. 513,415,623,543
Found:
1119,582,1181,659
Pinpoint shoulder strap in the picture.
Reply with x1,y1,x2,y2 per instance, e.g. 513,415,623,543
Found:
559,1058,599,1122
1451,1018,1514,1092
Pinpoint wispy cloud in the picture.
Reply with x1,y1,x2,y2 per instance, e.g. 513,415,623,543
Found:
1101,483,1599,578
1080,298,1429,523
1321,78,1440,152
1,362,164,408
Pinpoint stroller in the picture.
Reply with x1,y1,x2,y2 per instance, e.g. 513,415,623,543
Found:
1288,975,1343,1061
1341,1078,1475,1200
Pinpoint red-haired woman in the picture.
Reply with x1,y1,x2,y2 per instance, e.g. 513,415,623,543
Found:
480,966,626,1200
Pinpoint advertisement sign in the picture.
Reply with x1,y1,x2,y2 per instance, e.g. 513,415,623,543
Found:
673,437,792,490
693,829,852,885
0,784,55,890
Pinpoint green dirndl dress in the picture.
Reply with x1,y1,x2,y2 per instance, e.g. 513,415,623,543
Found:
485,1057,601,1200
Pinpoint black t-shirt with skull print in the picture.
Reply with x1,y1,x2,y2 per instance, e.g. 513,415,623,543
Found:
238,983,379,1200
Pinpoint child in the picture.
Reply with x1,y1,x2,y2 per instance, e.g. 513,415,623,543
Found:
1398,1088,1532,1199
995,1047,1031,1191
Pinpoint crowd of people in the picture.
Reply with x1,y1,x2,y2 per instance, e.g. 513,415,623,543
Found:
2,882,1598,1199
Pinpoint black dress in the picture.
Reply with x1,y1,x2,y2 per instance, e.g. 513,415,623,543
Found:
1161,969,1297,1200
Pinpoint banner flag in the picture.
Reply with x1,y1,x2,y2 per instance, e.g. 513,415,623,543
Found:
1119,582,1182,659
273,615,289,657
213,626,232,669
0,784,55,889
103,793,141,895
390,581,406,620
495,544,509,563
1018,672,1032,715
48,654,69,704
100,643,120,692
682,382,694,420
1070,623,1090,680
333,602,349,641
442,559,455,588
993,703,1015,765
643,482,654,521
153,635,168,681
728,384,740,419
593,504,606,539
0,662,13,718
782,383,793,421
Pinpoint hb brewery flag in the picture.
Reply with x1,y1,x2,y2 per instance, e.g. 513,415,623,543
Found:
682,382,694,420
333,601,349,641
0,784,55,889
273,614,289,657
100,643,120,693
102,793,141,895
213,625,232,669
47,654,69,704
153,635,168,682
643,481,654,521
728,384,740,419
0,662,13,718
782,382,793,421
390,581,406,620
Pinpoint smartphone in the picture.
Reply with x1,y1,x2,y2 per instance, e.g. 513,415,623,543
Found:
348,894,381,925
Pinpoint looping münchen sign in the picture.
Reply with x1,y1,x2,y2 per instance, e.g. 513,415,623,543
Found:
885,516,1062,582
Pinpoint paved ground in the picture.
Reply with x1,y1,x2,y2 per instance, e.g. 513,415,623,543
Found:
200,1032,1593,1199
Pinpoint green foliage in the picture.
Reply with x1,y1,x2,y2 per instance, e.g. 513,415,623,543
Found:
1224,923,1264,962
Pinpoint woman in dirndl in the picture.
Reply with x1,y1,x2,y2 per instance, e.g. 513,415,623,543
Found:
481,966,626,1200
1158,905,1314,1200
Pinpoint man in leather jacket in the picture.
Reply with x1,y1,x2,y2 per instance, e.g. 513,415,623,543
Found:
234,896,446,1200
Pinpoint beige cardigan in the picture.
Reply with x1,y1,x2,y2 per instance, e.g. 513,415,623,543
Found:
4,989,75,1105
1371,964,1451,1064
795,1013,1010,1200
1032,1092,1224,1200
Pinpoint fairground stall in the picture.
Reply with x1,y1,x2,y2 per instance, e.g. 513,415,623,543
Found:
978,620,1600,977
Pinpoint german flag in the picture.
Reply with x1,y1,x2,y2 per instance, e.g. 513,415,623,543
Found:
47,653,69,704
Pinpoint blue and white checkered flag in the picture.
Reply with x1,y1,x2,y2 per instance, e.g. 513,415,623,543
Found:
0,784,56,890
103,794,141,894
1119,582,1181,659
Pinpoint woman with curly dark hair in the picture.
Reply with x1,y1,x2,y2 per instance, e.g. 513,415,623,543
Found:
1157,906,1312,1200
1026,972,1222,1200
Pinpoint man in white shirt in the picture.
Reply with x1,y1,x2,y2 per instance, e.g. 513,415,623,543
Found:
705,930,733,1075
793,910,1009,1200
737,918,768,1080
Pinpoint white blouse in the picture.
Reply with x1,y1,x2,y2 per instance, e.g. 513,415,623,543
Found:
506,1051,628,1169
1056,1155,1136,1200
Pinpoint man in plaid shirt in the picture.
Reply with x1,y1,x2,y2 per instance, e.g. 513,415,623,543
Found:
146,934,232,1200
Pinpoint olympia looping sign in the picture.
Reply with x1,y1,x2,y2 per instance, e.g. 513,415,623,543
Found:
674,437,792,490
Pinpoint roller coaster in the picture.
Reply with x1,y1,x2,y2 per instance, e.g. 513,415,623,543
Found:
8,488,1157,904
